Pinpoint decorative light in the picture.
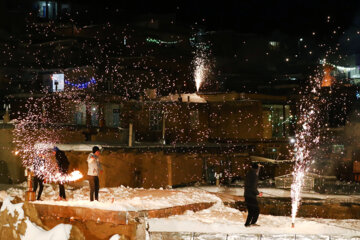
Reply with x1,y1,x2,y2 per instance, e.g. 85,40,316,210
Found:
356,91,360,99
319,60,357,72
146,37,181,45
64,77,96,89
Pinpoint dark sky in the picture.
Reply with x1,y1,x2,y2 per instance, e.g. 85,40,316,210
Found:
78,0,360,37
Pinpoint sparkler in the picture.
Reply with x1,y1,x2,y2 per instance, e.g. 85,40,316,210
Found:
46,170,83,184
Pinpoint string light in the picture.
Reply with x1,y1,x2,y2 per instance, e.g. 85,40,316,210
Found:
146,37,181,45
64,77,96,89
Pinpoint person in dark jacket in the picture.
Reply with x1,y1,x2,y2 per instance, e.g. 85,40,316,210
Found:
53,146,69,200
244,162,262,227
32,155,45,200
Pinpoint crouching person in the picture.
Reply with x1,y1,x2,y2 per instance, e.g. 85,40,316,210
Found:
87,146,102,201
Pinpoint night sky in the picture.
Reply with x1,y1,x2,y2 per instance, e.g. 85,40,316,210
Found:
71,0,360,37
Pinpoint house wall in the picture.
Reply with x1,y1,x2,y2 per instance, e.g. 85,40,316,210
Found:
0,125,293,186
0,127,24,183
130,101,264,143
164,103,210,143
208,101,263,140
65,149,256,188
65,150,204,188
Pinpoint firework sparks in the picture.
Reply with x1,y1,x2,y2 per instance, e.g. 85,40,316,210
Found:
290,75,322,226
47,170,83,184
193,43,211,92
13,94,86,185
194,56,207,92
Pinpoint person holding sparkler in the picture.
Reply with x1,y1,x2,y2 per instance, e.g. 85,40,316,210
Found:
53,147,70,201
32,155,46,200
244,162,263,227
87,146,102,201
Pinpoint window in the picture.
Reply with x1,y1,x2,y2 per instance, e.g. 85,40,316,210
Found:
190,110,199,126
74,103,86,125
149,110,162,131
269,41,280,50
263,104,291,138
332,145,344,154
36,1,58,19
113,109,120,127
74,112,83,125
51,74,64,92
91,106,99,126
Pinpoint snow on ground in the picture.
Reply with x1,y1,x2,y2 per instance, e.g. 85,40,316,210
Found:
1,197,72,240
22,219,72,240
193,185,360,202
0,196,24,219
0,181,222,211
1,183,360,237
148,202,360,236
109,234,122,240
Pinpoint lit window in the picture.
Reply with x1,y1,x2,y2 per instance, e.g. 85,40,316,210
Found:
51,73,64,92
190,110,199,126
332,145,344,154
149,110,162,131
269,41,280,49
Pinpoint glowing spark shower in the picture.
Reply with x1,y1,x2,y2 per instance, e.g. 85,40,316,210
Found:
47,170,83,184
194,55,207,92
290,73,322,226
13,94,86,184
193,43,211,92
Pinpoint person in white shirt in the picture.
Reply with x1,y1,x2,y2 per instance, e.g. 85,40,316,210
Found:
87,146,102,201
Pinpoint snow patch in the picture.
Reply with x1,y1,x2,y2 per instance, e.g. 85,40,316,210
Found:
21,218,72,240
0,190,8,200
0,196,24,220
148,203,360,236
109,234,121,240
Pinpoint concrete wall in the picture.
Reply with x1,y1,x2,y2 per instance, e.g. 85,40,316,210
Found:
0,127,24,183
66,150,206,188
171,154,203,186
0,124,291,186
58,149,259,188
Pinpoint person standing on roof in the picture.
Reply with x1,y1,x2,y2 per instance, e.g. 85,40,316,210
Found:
244,162,263,227
53,146,69,201
32,154,46,200
87,146,102,201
